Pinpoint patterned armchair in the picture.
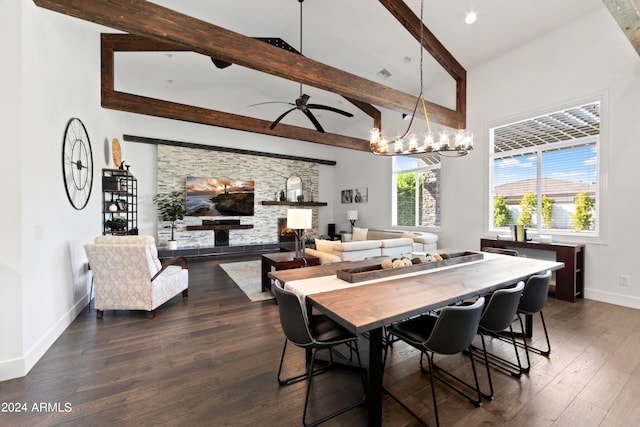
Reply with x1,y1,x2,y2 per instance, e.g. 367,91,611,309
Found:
84,236,188,318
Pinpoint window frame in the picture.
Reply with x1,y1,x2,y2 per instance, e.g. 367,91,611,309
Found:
487,99,605,242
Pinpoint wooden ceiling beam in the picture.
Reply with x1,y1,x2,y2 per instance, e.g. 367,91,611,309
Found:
602,0,640,57
379,0,466,127
101,34,369,151
33,0,462,129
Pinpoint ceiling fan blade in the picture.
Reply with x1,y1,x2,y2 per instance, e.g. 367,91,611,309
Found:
270,107,297,130
307,104,354,117
248,101,295,108
303,109,325,133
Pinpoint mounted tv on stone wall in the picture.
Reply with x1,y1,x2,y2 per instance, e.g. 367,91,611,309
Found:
185,176,255,217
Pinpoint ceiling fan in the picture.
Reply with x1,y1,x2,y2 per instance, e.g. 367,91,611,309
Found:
250,0,353,133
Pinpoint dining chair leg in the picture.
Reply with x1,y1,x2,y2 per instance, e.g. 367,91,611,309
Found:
476,334,495,400
301,344,367,427
277,339,331,386
473,324,525,379
426,352,441,427
420,349,483,407
496,312,550,364
520,311,551,356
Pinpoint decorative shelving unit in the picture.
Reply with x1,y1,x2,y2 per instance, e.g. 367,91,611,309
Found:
261,201,327,207
102,168,138,235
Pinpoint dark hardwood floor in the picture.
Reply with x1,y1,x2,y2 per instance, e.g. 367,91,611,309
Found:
2,254,640,426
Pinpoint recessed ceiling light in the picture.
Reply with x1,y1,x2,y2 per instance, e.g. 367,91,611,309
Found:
465,12,477,24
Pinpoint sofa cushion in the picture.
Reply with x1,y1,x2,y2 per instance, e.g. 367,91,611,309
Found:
352,227,369,241
412,232,439,245
305,248,341,264
380,237,414,248
314,238,338,254
333,239,381,252
367,229,403,240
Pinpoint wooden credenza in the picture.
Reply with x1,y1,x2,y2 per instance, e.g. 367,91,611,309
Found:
480,238,585,303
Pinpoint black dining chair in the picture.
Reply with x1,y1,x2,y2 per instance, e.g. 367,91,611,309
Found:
471,281,526,399
385,297,485,427
495,270,552,372
273,284,367,426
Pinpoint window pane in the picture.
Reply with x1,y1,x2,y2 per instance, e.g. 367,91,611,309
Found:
420,169,440,227
540,144,597,232
492,153,538,229
396,172,417,226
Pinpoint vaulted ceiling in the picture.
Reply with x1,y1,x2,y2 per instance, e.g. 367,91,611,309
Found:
33,0,625,152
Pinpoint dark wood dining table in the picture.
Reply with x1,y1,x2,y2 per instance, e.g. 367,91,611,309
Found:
270,252,564,426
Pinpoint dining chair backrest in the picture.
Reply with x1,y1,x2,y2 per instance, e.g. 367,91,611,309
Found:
482,247,520,257
425,297,485,355
519,270,552,315
479,281,525,333
274,284,314,348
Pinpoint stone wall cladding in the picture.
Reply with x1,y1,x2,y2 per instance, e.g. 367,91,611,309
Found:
156,145,319,248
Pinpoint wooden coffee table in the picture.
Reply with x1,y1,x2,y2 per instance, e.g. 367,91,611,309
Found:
261,252,320,292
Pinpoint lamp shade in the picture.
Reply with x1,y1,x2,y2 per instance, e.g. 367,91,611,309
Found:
347,210,359,221
287,208,312,229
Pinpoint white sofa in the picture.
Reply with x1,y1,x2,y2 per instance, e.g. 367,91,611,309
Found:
306,228,438,264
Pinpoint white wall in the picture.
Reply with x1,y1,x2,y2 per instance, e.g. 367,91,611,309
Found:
0,0,25,381
0,3,122,381
440,8,640,308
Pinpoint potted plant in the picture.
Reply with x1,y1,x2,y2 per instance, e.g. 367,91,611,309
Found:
153,191,186,250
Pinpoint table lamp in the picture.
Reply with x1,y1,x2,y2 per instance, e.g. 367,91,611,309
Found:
347,210,358,232
287,208,312,258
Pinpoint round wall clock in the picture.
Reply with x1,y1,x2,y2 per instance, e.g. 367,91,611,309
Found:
62,117,94,210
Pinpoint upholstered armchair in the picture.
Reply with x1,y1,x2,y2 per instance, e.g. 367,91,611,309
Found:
84,236,188,319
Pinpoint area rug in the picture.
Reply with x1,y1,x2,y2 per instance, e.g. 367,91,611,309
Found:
219,260,274,302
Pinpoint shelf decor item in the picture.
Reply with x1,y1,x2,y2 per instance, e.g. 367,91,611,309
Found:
153,191,186,250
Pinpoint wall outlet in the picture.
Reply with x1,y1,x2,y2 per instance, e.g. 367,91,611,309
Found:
619,275,630,286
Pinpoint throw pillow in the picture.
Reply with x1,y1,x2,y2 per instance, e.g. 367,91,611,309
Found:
315,239,337,254
352,227,369,241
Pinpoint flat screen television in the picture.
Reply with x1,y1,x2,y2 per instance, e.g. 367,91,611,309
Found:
185,176,255,217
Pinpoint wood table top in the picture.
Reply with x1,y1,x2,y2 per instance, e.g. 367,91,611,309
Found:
274,254,564,335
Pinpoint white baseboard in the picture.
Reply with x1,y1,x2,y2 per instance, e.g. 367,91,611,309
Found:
0,293,90,382
584,288,640,310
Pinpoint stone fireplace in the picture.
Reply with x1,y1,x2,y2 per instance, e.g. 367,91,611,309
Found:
277,217,295,242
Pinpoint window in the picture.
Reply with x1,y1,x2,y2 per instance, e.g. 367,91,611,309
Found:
490,101,600,237
393,156,441,227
